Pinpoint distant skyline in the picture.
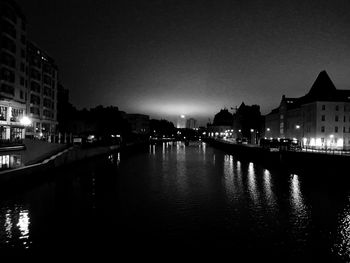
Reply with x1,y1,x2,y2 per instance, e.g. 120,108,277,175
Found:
17,0,350,125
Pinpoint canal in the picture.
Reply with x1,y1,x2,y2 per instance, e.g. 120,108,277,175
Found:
0,141,350,261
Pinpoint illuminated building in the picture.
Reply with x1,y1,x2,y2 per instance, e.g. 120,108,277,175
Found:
186,118,197,129
264,70,350,149
0,0,28,140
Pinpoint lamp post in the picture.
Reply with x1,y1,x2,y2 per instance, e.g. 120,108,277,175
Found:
250,129,255,144
19,116,32,140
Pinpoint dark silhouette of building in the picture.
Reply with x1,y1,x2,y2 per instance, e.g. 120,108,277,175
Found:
233,102,262,143
207,108,233,137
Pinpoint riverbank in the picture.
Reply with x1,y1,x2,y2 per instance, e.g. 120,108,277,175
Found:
0,141,148,189
205,138,350,175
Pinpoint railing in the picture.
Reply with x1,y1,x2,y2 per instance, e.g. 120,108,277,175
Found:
0,138,24,147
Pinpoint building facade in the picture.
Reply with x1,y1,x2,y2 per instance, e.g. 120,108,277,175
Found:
0,0,28,141
264,71,350,150
232,102,262,144
26,41,58,139
186,118,197,129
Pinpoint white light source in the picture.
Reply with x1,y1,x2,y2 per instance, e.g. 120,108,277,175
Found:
295,125,300,129
19,116,31,126
310,138,315,146
250,129,254,132
266,128,270,131
337,138,343,147
315,138,322,147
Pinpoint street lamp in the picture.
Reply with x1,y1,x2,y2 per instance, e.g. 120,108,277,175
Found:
266,128,270,132
19,116,32,126
295,125,300,129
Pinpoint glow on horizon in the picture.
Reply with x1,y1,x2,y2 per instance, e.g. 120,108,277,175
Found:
137,98,222,119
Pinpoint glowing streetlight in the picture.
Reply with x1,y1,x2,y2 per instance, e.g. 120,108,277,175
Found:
295,125,300,129
19,116,32,126
266,128,270,131
250,129,254,132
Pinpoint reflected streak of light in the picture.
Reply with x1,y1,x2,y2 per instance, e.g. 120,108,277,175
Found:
334,199,350,260
5,211,12,241
247,162,259,205
17,210,30,248
263,169,276,208
117,152,121,165
289,173,309,242
291,174,303,210
223,155,234,200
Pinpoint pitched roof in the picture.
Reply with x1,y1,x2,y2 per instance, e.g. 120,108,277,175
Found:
266,70,350,115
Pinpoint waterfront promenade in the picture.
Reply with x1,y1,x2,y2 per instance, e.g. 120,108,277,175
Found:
206,137,350,175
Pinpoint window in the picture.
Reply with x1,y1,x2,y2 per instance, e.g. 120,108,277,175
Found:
30,81,41,93
20,90,23,99
321,138,325,143
344,116,346,122
43,98,52,108
20,62,25,72
30,68,41,81
20,76,24,86
21,49,25,58
10,108,23,122
2,6,17,24
1,19,16,38
10,128,23,140
344,127,346,133
335,126,338,133
43,110,53,119
43,86,51,96
335,116,339,122
321,126,325,132
43,75,51,85
30,94,40,105
0,106,8,121
43,64,52,75
322,105,326,110
321,115,325,121
30,107,40,116
1,52,15,68
21,35,26,45
0,84,14,95
1,68,15,83
1,36,16,53
336,105,339,111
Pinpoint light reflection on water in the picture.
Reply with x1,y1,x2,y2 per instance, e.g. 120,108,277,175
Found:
263,169,277,212
1,141,350,259
0,206,31,249
334,197,350,261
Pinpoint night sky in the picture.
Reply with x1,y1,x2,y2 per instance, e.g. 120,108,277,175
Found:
17,0,350,125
